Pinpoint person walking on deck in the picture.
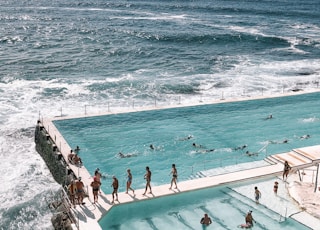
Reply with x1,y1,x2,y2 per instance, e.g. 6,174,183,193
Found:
126,169,135,195
143,166,152,195
111,176,119,203
169,164,178,190
283,160,291,181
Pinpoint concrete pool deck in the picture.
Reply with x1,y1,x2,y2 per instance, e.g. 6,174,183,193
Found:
40,117,320,230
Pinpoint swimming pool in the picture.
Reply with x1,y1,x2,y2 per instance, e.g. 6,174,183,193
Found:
98,178,310,230
53,92,320,193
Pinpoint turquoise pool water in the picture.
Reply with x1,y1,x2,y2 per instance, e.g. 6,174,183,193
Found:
54,92,320,193
98,178,310,230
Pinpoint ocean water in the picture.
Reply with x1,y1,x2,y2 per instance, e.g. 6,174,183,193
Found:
0,0,320,229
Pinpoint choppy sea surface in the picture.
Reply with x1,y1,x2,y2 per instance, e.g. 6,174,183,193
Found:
0,0,319,229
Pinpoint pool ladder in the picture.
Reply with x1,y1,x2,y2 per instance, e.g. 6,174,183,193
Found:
279,207,287,222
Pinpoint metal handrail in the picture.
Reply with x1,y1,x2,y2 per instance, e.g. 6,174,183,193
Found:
39,87,320,119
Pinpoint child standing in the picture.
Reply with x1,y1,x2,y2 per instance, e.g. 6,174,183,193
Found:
273,181,279,195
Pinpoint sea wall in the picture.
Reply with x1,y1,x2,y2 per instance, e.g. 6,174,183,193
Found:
35,121,78,230
34,121,72,186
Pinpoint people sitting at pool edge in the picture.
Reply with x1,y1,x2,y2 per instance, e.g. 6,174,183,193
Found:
68,149,82,166
68,150,75,162
200,213,212,226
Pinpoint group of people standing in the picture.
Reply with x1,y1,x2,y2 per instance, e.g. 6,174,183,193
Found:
86,164,178,205
67,177,86,207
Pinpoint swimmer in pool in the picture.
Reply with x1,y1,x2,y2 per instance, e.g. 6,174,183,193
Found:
269,139,288,144
234,145,247,151
200,213,212,226
118,152,137,158
245,151,258,156
192,143,205,148
300,134,310,139
265,114,273,120
149,144,162,151
179,135,193,141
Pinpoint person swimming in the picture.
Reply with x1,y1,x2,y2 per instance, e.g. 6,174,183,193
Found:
300,134,310,139
118,152,137,158
149,144,162,151
234,145,247,151
265,114,273,120
192,143,205,148
245,151,258,156
179,135,193,141
196,148,215,153
269,139,289,144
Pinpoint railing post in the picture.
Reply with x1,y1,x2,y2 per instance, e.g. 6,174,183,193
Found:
314,163,319,193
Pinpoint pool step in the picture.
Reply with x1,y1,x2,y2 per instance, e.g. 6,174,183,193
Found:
264,157,278,165
266,150,312,169
224,188,285,223
188,171,206,179
190,160,271,179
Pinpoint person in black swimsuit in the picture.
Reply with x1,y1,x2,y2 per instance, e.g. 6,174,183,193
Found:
169,164,178,190
283,161,291,180
91,177,101,203
143,166,152,195
111,176,119,203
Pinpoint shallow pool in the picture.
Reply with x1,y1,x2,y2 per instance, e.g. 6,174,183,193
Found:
99,178,310,230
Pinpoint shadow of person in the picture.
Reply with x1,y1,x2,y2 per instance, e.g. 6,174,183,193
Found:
100,194,111,204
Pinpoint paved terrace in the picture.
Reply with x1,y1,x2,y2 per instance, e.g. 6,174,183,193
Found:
41,118,320,230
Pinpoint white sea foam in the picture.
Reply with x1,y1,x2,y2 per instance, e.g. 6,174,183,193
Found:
1,0,320,228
